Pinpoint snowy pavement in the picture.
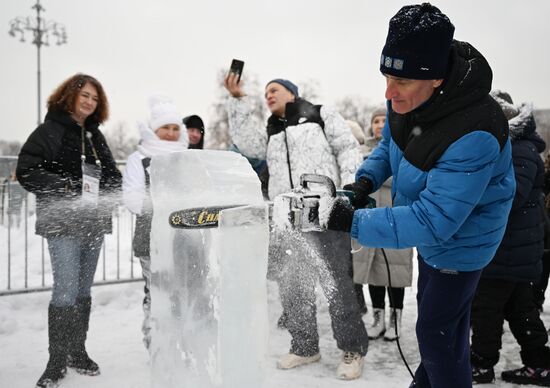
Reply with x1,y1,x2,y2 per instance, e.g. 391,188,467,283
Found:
0,276,545,387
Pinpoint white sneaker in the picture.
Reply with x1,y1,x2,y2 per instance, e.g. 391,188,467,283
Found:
368,308,385,339
337,351,364,380
384,308,402,341
277,352,321,370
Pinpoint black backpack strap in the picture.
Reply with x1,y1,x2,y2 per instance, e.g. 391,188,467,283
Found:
142,157,151,188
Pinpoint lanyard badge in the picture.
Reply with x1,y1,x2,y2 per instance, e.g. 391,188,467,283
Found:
81,161,101,206
80,127,102,206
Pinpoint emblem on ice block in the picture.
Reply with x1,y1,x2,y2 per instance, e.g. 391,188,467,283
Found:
169,205,244,228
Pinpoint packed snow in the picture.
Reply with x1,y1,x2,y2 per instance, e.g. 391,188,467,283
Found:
1,259,544,387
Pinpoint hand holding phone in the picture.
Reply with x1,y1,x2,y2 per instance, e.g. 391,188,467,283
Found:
229,59,244,83
224,59,246,98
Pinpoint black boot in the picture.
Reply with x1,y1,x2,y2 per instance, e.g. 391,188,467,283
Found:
501,366,550,386
471,350,496,384
36,305,70,388
66,297,100,376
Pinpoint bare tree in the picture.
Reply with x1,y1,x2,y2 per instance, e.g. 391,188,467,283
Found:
535,109,550,152
103,121,139,161
299,79,321,103
335,95,379,130
0,140,22,156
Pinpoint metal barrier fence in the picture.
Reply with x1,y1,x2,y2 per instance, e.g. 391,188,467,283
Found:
0,157,142,296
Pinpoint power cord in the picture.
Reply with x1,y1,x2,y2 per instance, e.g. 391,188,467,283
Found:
380,247,416,383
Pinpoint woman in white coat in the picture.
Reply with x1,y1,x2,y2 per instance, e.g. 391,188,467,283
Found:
123,95,188,349
352,107,413,341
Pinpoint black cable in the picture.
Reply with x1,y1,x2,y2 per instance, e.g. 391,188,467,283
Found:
381,247,416,383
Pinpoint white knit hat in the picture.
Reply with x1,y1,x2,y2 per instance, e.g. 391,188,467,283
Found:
148,94,182,131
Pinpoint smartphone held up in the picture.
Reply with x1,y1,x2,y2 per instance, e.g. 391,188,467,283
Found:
229,59,244,83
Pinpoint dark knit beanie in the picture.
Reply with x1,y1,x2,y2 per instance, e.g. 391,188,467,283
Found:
266,79,299,98
380,3,455,80
182,115,204,133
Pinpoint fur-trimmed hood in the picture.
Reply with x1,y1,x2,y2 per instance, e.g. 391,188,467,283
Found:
508,103,543,151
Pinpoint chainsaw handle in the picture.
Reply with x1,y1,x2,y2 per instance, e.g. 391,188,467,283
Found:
299,174,336,198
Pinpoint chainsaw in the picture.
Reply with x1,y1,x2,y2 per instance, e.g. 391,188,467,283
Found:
273,174,354,232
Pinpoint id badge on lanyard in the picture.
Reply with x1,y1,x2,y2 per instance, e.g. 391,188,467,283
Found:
80,127,102,206
82,162,101,206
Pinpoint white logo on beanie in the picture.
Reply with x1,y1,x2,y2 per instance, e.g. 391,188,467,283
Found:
393,59,404,70
148,94,182,131
381,55,405,71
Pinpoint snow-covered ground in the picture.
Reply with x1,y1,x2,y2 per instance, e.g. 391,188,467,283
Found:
0,205,544,387
1,272,545,387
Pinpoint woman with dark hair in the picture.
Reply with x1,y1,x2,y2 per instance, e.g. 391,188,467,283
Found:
16,73,122,388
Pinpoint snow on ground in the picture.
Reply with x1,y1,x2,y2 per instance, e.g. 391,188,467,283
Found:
0,209,545,387
1,272,547,387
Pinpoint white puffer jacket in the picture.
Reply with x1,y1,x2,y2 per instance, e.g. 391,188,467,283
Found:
227,96,362,199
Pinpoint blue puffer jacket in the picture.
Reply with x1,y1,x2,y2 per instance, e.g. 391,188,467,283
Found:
350,41,516,272
482,104,546,281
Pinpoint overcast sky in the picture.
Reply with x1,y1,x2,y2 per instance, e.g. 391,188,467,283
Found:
1,0,549,143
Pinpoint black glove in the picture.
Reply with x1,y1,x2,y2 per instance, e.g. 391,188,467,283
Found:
321,197,355,233
343,176,374,209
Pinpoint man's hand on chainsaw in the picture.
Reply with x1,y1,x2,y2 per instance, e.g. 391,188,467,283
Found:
343,176,373,209
319,196,355,233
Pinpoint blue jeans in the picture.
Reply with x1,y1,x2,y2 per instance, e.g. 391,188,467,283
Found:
48,235,104,307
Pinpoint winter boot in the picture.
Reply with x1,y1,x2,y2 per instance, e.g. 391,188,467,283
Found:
470,351,497,384
472,366,495,384
384,308,402,341
142,286,152,350
66,297,100,376
277,352,321,369
501,366,550,386
35,305,70,388
355,284,368,315
368,308,385,339
336,351,364,380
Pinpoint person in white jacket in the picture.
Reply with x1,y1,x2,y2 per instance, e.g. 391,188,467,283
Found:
123,95,188,350
224,74,368,380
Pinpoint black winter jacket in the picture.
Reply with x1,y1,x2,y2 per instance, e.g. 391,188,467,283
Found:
482,104,546,282
16,109,122,237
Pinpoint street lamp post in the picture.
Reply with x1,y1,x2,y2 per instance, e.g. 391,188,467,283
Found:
8,0,67,126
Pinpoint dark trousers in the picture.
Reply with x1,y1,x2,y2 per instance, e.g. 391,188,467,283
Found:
278,230,369,357
471,277,550,368
369,285,405,309
413,257,481,388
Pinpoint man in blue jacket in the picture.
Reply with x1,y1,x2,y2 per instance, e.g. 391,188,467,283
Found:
321,3,515,387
